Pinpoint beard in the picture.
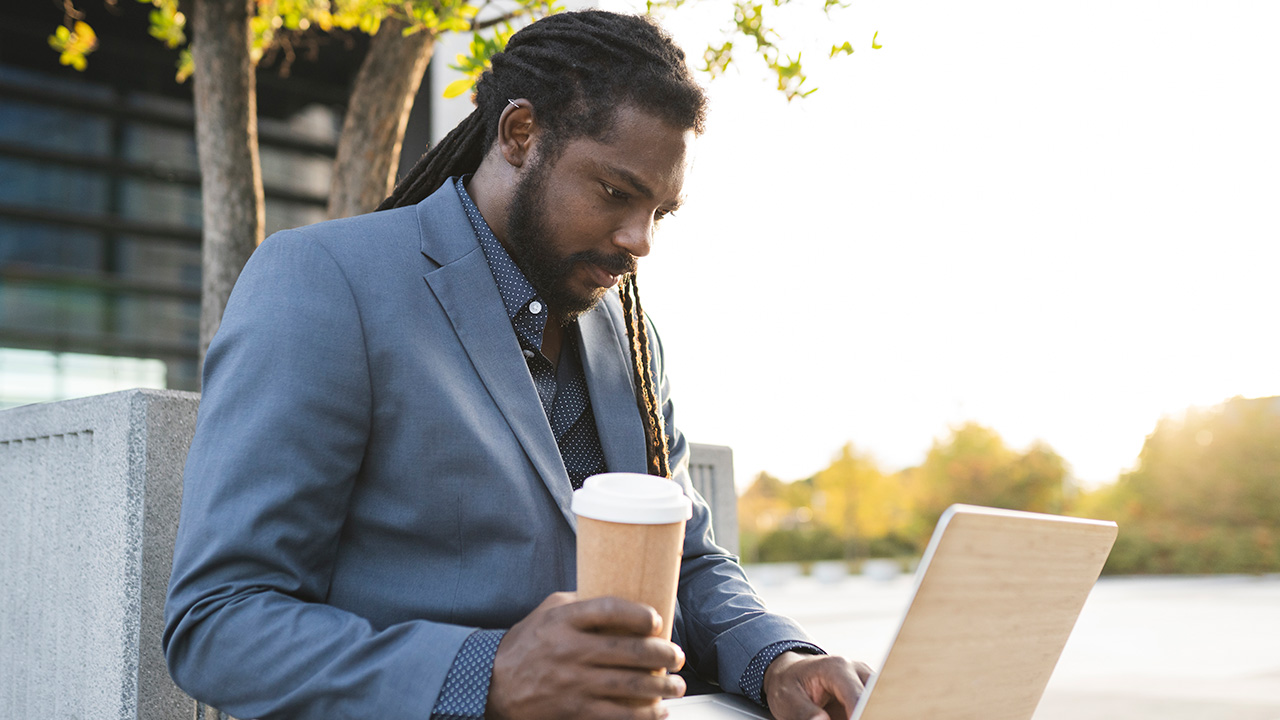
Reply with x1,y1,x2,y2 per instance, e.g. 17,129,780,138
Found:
504,155,636,322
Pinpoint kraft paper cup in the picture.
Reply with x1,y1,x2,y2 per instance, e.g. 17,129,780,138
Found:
572,472,692,642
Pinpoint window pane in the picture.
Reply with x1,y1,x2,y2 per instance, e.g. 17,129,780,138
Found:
116,236,200,288
0,347,166,410
0,285,103,335
0,157,109,213
260,144,332,197
115,295,199,347
0,220,103,271
265,199,326,236
0,98,113,157
118,177,202,229
121,123,198,173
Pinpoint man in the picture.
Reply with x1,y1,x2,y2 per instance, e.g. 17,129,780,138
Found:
164,10,871,720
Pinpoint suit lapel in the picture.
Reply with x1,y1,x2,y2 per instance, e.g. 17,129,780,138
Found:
416,186,578,530
578,298,648,475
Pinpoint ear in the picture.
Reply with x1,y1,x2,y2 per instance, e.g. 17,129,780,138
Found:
497,98,536,168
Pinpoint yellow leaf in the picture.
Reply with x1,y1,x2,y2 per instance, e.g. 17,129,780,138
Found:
442,77,474,99
73,21,96,44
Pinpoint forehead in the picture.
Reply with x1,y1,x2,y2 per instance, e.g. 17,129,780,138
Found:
548,105,695,202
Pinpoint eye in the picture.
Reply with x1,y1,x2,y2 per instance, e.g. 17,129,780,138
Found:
654,208,677,222
602,183,628,200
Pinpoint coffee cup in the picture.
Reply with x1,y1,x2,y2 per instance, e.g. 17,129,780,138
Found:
571,472,692,641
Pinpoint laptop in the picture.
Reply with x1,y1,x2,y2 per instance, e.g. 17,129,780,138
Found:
666,504,1118,720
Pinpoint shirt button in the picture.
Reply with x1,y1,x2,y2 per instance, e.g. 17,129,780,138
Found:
529,300,543,315
522,349,535,359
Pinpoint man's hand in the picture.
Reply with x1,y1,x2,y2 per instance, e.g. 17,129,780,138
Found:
486,592,687,720
761,651,874,720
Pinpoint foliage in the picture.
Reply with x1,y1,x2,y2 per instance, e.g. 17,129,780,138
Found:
647,0,879,101
908,422,1067,547
738,397,1280,575
1073,396,1280,574
739,423,1071,563
443,22,520,99
47,21,97,71
53,0,877,100
812,443,911,551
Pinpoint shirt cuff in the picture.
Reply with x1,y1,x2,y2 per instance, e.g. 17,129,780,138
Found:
430,628,506,720
738,640,826,708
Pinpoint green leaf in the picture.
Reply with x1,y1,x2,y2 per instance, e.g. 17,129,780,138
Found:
701,41,734,78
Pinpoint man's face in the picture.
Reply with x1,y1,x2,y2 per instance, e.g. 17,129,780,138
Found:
503,104,695,321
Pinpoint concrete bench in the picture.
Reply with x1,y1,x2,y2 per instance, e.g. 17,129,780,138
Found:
0,388,737,720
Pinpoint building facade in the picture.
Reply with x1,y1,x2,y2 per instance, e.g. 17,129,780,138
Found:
0,1,407,408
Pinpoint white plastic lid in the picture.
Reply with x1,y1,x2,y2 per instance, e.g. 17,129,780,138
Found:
571,472,693,525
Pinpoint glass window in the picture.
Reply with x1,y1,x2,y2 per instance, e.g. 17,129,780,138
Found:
259,103,340,145
115,295,199,347
0,98,113,157
0,220,104,271
265,198,326,235
0,347,166,410
118,177,202,229
116,236,200,288
0,157,109,213
0,284,104,336
260,144,332,197
121,122,199,173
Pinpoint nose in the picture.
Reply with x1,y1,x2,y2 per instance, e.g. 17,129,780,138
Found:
613,213,653,258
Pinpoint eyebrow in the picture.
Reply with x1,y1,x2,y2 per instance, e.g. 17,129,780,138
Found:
601,163,684,210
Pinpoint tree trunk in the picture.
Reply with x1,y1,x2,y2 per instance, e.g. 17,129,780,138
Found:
192,0,264,368
327,18,436,220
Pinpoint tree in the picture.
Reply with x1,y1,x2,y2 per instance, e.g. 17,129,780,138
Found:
909,422,1066,546
1077,396,1280,574
811,443,910,558
51,0,871,365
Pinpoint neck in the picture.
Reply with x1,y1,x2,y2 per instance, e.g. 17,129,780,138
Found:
466,151,518,247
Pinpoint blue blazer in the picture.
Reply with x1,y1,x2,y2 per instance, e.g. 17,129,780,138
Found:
163,182,811,719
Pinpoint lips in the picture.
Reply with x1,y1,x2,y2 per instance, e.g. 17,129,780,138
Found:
587,262,623,289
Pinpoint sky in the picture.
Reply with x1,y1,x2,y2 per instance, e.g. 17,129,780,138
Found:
437,0,1280,489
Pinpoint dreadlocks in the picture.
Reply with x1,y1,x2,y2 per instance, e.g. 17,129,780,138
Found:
379,11,706,479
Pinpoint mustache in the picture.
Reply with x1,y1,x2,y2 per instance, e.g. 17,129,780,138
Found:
568,250,636,277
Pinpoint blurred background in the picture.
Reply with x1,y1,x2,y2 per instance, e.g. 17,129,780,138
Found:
2,1,1278,715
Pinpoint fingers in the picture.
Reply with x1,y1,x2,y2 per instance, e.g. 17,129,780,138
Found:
488,593,688,720
810,657,866,720
565,596,664,637
577,633,686,673
765,654,872,720
583,666,687,701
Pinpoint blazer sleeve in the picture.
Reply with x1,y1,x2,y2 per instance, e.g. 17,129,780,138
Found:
163,231,473,720
645,320,817,695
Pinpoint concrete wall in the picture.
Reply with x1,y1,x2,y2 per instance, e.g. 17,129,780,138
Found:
0,389,199,720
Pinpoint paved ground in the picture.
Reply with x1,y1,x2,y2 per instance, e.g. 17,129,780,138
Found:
741,565,1280,719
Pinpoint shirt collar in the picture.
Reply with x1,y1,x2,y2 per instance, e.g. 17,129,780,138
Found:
454,176,550,349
